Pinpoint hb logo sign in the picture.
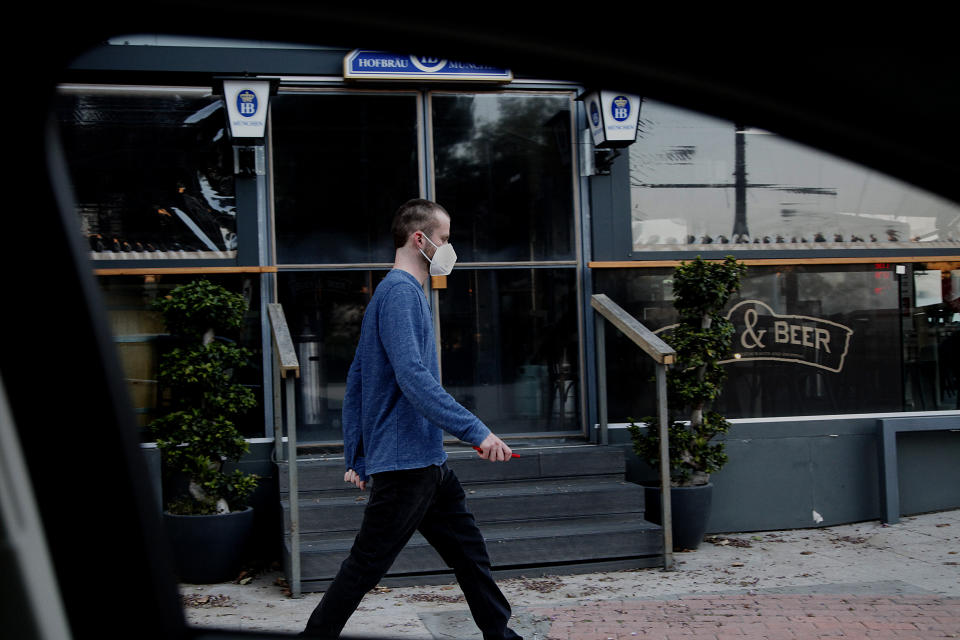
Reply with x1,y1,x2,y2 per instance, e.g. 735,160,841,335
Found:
237,89,258,117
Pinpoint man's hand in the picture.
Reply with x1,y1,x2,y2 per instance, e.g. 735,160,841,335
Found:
345,469,367,491
476,433,514,462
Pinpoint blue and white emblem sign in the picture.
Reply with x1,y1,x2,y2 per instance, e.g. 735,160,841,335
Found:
582,90,641,148
223,80,271,138
236,90,258,117
589,101,601,128
344,50,512,82
610,95,631,121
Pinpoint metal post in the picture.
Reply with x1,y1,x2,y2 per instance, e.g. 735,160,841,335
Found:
267,303,302,597
285,375,301,598
590,294,676,572
273,361,284,462
656,363,675,571
595,313,608,445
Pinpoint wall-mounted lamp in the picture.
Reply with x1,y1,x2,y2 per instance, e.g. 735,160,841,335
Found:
213,77,278,175
578,90,642,175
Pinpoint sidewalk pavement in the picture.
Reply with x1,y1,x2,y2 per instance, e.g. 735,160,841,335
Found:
182,509,960,639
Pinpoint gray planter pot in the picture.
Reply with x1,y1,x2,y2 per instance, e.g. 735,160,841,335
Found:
163,507,254,583
643,483,713,551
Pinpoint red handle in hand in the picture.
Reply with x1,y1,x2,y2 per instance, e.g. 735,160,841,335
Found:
473,446,520,458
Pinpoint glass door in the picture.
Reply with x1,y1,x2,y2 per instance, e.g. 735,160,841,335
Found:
430,92,583,434
271,89,583,443
272,90,421,443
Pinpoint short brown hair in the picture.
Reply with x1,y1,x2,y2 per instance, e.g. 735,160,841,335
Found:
391,198,449,249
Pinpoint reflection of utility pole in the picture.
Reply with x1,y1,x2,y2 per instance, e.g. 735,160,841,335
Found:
732,124,748,239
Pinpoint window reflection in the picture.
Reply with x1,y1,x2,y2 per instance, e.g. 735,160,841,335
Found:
904,262,960,410
277,268,579,442
629,101,960,251
55,89,237,259
277,271,387,443
271,93,420,264
439,268,579,432
595,264,903,420
433,93,575,262
97,275,263,438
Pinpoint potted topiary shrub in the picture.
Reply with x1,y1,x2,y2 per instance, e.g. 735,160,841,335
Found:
629,255,746,550
149,279,259,583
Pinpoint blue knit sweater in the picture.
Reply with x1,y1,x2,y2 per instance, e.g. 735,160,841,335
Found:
342,269,491,481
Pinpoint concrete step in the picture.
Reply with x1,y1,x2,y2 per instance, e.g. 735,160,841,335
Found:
279,443,628,495
287,513,663,589
278,442,663,590
282,476,644,534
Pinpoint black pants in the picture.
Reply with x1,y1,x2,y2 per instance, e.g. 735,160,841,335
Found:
301,463,522,639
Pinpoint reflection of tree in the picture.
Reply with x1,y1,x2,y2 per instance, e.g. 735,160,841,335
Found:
58,93,236,253
270,95,419,263
433,95,573,262
792,270,897,318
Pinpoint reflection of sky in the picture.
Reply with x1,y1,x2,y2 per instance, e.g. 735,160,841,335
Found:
629,100,960,246
440,95,498,161
470,95,501,125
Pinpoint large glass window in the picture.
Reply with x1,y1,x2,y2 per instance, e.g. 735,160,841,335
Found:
271,93,420,264
97,274,264,439
273,90,582,444
277,268,580,441
55,88,237,259
903,261,960,410
277,270,388,443
432,93,575,262
438,268,580,433
629,100,960,252
595,263,903,420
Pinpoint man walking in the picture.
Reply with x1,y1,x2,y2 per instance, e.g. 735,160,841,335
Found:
301,198,522,639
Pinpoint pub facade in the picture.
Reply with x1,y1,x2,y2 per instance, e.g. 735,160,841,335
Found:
56,37,959,538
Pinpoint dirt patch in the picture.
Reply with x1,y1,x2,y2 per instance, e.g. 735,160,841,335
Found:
181,594,234,608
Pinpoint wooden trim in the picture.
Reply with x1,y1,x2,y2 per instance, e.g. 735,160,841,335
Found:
589,256,960,268
591,294,675,365
267,303,300,379
94,266,278,276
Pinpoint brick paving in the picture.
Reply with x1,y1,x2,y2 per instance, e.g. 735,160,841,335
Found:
528,593,960,640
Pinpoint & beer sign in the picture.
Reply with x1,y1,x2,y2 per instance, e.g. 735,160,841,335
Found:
655,300,854,373
723,300,854,372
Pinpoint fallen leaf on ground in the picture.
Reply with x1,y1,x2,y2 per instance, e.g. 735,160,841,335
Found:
833,536,868,544
404,593,465,603
707,536,753,548
517,578,565,593
181,594,233,608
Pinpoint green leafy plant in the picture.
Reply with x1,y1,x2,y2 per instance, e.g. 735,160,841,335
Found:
629,256,747,487
149,280,258,515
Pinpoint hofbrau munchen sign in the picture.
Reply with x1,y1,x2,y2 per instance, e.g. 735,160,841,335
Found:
343,50,513,82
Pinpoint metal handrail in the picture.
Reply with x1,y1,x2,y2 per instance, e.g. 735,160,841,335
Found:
267,303,302,597
591,293,676,571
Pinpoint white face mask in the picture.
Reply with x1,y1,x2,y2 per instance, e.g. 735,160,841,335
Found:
419,233,458,276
